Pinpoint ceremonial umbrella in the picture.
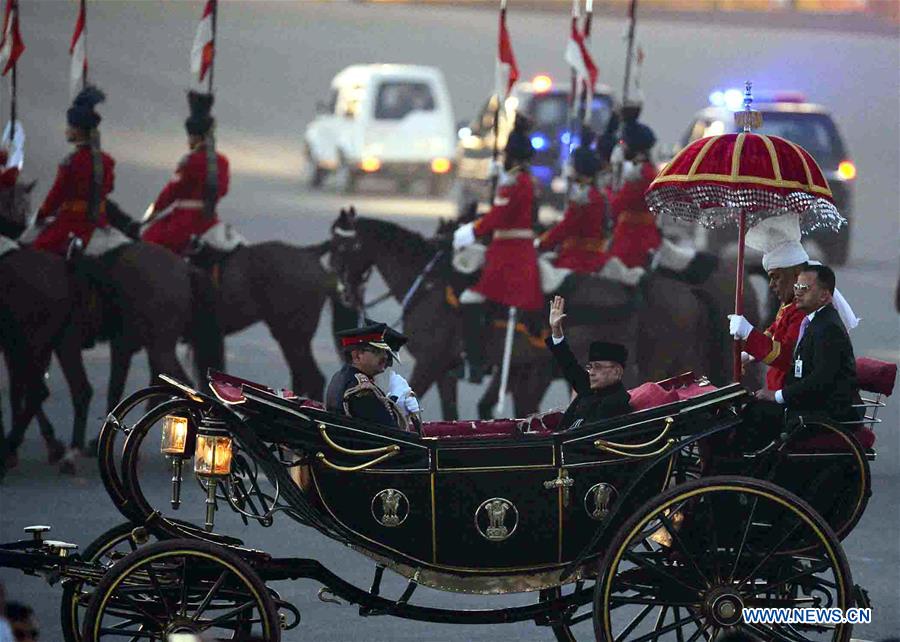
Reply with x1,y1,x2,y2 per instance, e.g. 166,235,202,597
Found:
645,82,846,381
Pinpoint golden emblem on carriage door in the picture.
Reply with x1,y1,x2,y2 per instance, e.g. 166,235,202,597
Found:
371,489,409,527
584,483,618,521
475,498,519,542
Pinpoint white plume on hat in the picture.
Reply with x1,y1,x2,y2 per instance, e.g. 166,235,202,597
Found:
745,213,810,272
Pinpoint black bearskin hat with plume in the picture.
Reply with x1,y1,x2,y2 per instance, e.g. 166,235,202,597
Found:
67,86,106,131
186,90,215,136
504,113,534,162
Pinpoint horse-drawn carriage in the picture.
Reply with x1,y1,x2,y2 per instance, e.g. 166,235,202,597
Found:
1,356,894,641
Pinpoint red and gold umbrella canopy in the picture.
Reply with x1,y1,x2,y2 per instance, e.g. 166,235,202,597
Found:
647,131,845,232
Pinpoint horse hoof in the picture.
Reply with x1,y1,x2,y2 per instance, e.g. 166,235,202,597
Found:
85,438,100,457
59,448,81,475
45,438,66,464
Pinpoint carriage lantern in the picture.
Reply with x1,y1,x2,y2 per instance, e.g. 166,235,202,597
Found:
160,415,190,456
160,414,195,510
194,416,234,532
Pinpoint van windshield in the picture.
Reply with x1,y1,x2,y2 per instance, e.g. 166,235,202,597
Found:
374,81,435,120
755,112,846,169
529,93,613,134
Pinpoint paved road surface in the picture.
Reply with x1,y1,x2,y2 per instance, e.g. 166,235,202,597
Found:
1,2,897,640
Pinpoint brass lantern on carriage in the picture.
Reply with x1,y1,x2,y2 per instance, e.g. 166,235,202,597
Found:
193,416,234,532
160,415,190,456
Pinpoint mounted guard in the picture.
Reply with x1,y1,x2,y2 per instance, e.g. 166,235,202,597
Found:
536,130,611,274
142,91,230,255
453,114,543,383
30,86,114,255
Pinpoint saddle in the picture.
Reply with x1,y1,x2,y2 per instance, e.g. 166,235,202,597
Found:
186,222,245,285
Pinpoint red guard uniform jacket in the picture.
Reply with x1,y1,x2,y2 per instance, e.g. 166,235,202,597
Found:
470,169,543,311
0,149,18,189
537,186,610,273
744,301,806,391
606,160,661,268
33,144,115,255
142,144,230,255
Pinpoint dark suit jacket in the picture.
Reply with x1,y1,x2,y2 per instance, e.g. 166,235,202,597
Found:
782,303,859,422
546,336,633,431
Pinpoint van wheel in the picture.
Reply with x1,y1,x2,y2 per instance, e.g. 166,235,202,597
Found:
335,157,358,194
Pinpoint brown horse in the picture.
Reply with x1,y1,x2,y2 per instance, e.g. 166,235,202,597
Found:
329,208,759,418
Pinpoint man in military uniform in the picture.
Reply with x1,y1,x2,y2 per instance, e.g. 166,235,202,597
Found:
536,131,611,274
325,323,416,431
142,91,229,255
603,116,661,284
453,114,543,383
545,295,632,431
32,86,114,255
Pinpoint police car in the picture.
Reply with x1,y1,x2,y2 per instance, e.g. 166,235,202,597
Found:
680,89,856,265
453,74,615,216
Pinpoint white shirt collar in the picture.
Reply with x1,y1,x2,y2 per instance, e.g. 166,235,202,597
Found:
805,304,828,322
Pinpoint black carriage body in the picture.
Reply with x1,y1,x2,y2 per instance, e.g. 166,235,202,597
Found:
232,382,748,584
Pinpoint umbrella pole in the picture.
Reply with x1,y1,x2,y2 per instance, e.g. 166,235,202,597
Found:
733,210,747,382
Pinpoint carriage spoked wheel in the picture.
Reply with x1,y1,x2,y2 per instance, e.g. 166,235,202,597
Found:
764,421,871,545
594,476,854,642
82,539,280,642
60,522,157,642
97,386,183,522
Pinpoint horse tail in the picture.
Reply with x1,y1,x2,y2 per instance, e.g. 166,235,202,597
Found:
188,267,225,379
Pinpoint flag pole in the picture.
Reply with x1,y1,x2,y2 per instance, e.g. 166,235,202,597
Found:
565,0,579,160
612,0,638,191
489,0,507,203
577,0,593,132
207,0,216,94
81,0,87,89
10,1,16,142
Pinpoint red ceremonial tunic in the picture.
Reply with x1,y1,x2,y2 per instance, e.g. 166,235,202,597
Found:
606,161,661,268
142,144,230,255
537,186,610,273
744,301,806,391
470,170,543,311
0,149,18,189
33,144,115,255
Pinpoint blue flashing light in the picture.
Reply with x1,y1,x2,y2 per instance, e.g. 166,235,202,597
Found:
531,134,548,151
560,131,571,145
708,91,725,107
531,164,552,184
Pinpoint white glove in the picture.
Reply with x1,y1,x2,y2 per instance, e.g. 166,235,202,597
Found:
728,314,753,340
141,202,156,223
388,371,412,401
533,237,541,249
453,222,476,251
741,351,755,365
488,159,503,180
403,393,420,414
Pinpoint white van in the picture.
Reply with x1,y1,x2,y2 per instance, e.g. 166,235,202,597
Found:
303,64,456,195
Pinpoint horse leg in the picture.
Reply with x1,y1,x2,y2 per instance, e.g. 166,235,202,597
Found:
273,331,325,400
435,372,459,421
477,368,501,419
5,354,48,466
107,336,134,413
408,361,448,419
55,329,93,452
145,342,192,389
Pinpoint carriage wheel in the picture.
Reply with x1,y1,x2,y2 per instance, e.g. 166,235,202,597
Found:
594,476,854,642
772,421,871,544
539,584,596,641
61,522,156,642
81,539,280,642
97,386,180,523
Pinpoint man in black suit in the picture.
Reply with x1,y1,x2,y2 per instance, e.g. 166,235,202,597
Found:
545,296,633,431
750,264,860,436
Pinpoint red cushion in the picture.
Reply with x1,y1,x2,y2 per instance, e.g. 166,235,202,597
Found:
856,357,897,396
628,382,680,412
421,419,520,439
674,382,718,401
792,427,876,451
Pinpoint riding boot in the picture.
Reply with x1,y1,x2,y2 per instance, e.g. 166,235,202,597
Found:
461,303,486,384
